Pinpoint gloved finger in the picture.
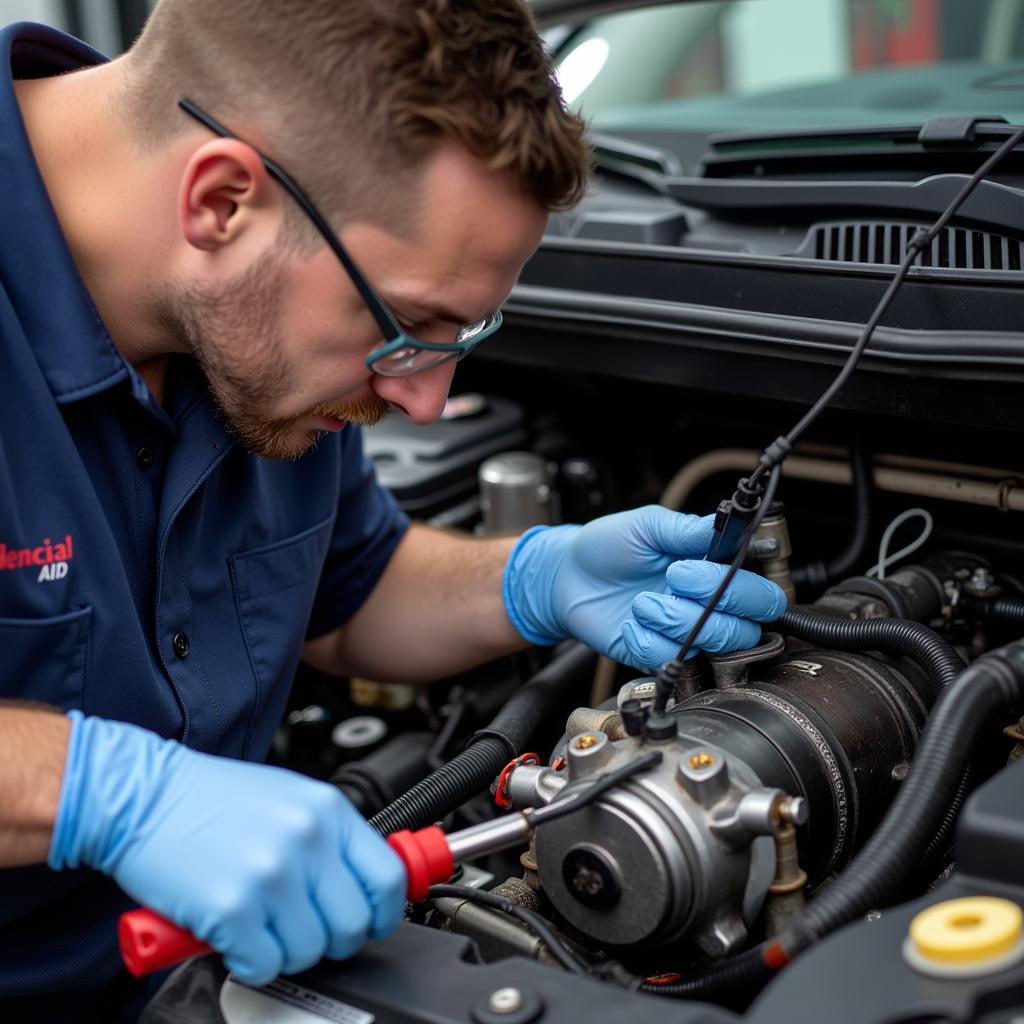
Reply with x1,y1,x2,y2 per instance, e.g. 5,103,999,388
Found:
343,827,407,940
631,507,714,560
630,592,763,652
267,892,331,976
219,919,284,987
620,619,701,671
665,561,788,621
313,862,373,959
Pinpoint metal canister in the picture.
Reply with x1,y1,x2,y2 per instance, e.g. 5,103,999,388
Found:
478,452,552,533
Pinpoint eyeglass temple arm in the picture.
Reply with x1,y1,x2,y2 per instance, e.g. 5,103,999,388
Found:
177,98,400,342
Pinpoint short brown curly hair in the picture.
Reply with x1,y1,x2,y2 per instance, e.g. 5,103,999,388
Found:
121,0,590,230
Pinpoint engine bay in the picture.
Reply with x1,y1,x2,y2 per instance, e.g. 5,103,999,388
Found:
140,364,1024,1022
143,105,1024,1024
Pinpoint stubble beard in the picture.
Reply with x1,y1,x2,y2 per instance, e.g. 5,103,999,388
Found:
160,251,390,460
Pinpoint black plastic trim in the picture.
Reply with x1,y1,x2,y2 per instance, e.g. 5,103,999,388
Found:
666,173,1024,232
504,285,1024,369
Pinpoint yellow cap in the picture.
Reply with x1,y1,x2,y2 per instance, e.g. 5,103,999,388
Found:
909,897,1023,965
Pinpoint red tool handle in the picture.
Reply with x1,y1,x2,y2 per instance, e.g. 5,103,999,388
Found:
387,825,454,901
117,826,455,976
118,909,211,977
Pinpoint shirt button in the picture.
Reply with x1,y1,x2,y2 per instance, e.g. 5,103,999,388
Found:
137,446,156,470
172,631,190,659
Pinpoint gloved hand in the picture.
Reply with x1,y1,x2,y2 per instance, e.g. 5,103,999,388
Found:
503,505,788,671
49,711,405,987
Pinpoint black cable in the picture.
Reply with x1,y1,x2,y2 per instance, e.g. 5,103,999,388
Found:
790,438,873,589
663,128,1024,712
427,884,588,974
655,464,782,712
748,122,1024,489
531,751,663,826
423,754,663,980
370,643,595,836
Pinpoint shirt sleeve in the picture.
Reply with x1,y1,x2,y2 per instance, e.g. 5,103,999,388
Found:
305,426,409,639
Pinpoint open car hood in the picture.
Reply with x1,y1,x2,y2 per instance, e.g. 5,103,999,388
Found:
529,0,696,28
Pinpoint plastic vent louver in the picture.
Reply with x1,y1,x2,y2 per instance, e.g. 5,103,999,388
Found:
804,221,1024,271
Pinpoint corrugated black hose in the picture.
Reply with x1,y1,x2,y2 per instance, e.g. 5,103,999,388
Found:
369,643,595,837
790,439,872,591
645,636,1024,999
779,607,970,872
775,606,964,694
974,595,1024,626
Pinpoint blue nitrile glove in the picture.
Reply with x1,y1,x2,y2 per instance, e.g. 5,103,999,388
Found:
503,505,788,671
49,711,405,987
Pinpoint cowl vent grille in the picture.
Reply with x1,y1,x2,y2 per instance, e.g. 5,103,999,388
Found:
803,221,1024,271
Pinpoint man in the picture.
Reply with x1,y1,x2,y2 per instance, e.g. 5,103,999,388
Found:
0,1,787,1019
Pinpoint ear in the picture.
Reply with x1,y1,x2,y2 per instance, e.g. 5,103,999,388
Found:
178,138,279,252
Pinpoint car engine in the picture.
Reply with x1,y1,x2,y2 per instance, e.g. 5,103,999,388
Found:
142,98,1024,1024
141,399,1024,1023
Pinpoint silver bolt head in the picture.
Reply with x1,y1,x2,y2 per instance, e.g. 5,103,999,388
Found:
781,796,809,826
488,988,524,1014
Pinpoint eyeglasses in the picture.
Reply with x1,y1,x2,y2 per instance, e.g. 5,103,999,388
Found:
178,98,503,377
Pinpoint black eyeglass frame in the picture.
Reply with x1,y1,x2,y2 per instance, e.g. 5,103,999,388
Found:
177,97,502,376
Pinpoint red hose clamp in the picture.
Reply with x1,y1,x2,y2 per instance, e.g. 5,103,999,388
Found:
494,752,540,809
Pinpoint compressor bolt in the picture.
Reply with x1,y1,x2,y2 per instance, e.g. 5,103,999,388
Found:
778,796,809,826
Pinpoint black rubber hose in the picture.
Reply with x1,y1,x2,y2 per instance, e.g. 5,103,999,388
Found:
775,606,964,696
915,765,971,874
791,439,872,590
977,596,1024,627
369,643,595,836
646,636,1024,1000
779,608,968,883
640,944,772,998
786,637,1024,950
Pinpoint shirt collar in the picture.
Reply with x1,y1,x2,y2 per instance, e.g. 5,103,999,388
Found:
0,22,132,405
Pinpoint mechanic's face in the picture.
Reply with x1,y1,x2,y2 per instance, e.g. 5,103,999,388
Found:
168,143,547,460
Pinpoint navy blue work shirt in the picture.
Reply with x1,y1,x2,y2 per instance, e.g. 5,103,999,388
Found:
0,22,409,1011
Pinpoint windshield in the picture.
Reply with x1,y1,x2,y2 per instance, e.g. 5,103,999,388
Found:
556,0,1024,133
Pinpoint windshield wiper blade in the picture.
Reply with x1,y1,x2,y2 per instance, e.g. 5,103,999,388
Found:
666,171,1024,236
589,131,683,195
669,117,1024,229
707,115,1013,158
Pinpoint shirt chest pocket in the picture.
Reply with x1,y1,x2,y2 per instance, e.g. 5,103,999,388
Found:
228,513,337,759
0,606,92,711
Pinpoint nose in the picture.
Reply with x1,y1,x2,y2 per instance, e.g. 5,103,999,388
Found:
370,358,458,425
